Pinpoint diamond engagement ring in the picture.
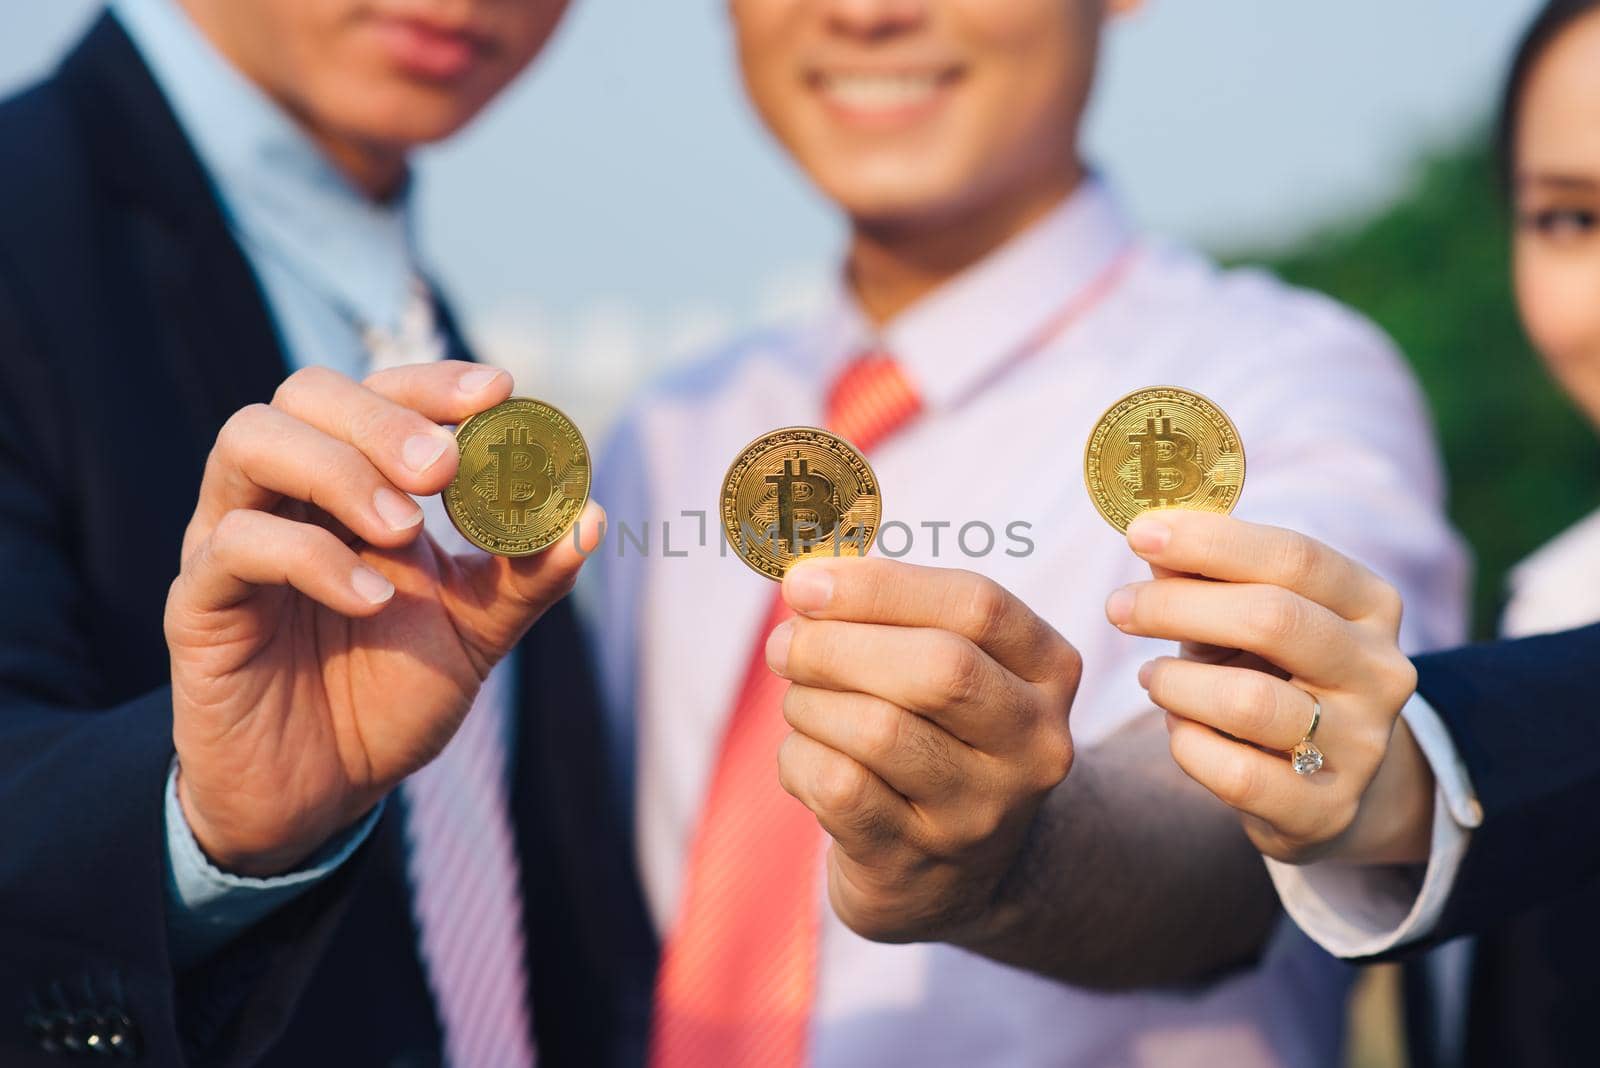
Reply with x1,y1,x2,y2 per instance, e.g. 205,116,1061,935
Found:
1289,695,1324,776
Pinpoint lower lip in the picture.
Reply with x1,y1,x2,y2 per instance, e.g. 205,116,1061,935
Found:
811,77,959,130
369,18,483,82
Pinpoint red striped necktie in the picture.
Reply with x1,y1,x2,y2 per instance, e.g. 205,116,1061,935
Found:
649,352,923,1068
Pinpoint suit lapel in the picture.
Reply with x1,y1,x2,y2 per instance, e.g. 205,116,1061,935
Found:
55,14,288,442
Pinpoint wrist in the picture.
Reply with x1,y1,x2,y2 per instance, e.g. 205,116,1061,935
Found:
946,793,1059,957
175,767,368,878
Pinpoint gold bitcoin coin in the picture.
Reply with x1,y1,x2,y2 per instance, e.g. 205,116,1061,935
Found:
444,397,591,556
721,426,882,581
1084,386,1246,533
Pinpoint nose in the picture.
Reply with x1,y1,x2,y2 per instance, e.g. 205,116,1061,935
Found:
821,0,929,40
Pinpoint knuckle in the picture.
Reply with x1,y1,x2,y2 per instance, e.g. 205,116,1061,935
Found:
1274,532,1322,591
1213,754,1264,809
1034,727,1075,788
1052,636,1084,685
813,753,872,815
855,700,905,766
1349,720,1393,771
956,573,1009,647
292,524,338,570
1194,515,1229,567
775,733,803,796
1245,587,1300,644
216,403,272,457
957,799,1007,848
346,401,400,448
208,508,253,552
919,819,964,861
272,365,335,408
1371,581,1405,629
911,729,961,792
1227,671,1280,736
930,635,985,707
1383,652,1419,707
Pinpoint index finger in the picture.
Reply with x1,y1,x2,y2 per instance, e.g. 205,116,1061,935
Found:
1125,510,1398,624
780,557,1074,685
361,360,514,424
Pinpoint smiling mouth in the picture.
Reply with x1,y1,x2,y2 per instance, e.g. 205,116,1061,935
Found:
807,68,964,114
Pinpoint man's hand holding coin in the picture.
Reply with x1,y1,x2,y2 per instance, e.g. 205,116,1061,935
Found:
165,361,604,878
766,558,1081,946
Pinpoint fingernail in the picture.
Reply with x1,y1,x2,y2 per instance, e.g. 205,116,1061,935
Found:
785,565,833,614
458,367,505,394
1105,588,1134,626
1137,659,1156,688
374,487,423,531
352,566,395,605
766,619,794,675
403,431,451,473
1127,515,1171,555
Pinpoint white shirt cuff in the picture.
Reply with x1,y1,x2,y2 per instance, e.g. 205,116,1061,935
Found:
163,760,384,967
1263,692,1483,958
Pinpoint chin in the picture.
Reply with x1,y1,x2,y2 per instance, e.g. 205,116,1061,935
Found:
337,88,488,147
810,157,971,230
828,179,980,234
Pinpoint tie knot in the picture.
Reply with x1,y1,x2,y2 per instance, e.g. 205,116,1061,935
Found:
824,350,922,453
362,278,447,373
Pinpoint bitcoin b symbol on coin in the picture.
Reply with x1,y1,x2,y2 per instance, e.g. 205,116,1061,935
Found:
1084,386,1245,534
444,398,591,557
1127,409,1204,507
767,453,840,550
722,427,882,579
486,426,554,524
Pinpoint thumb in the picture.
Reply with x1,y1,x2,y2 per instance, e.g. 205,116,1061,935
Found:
456,499,606,649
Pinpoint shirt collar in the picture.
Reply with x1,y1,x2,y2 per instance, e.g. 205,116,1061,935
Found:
111,0,417,334
1510,507,1600,594
818,178,1135,411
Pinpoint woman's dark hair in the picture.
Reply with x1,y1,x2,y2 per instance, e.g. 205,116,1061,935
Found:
1497,0,1600,195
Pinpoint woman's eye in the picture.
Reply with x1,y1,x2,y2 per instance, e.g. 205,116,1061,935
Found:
1524,207,1599,237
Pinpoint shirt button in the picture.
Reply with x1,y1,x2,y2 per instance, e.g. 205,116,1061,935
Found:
106,1010,139,1059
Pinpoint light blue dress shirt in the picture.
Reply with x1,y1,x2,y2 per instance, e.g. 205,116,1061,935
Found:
112,0,413,965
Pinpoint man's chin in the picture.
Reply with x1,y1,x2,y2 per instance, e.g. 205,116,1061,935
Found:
834,187,981,242
335,86,497,149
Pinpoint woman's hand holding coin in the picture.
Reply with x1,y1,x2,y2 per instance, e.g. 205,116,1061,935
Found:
1106,510,1432,866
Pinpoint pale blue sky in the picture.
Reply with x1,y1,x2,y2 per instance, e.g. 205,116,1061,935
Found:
0,1,1541,429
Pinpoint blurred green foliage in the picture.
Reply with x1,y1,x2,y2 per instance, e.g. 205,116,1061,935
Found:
1238,134,1600,637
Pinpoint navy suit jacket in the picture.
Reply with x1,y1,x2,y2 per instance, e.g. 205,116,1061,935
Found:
0,16,656,1067
1372,624,1600,1067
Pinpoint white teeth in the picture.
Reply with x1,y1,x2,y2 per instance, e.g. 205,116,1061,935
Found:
819,72,942,110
